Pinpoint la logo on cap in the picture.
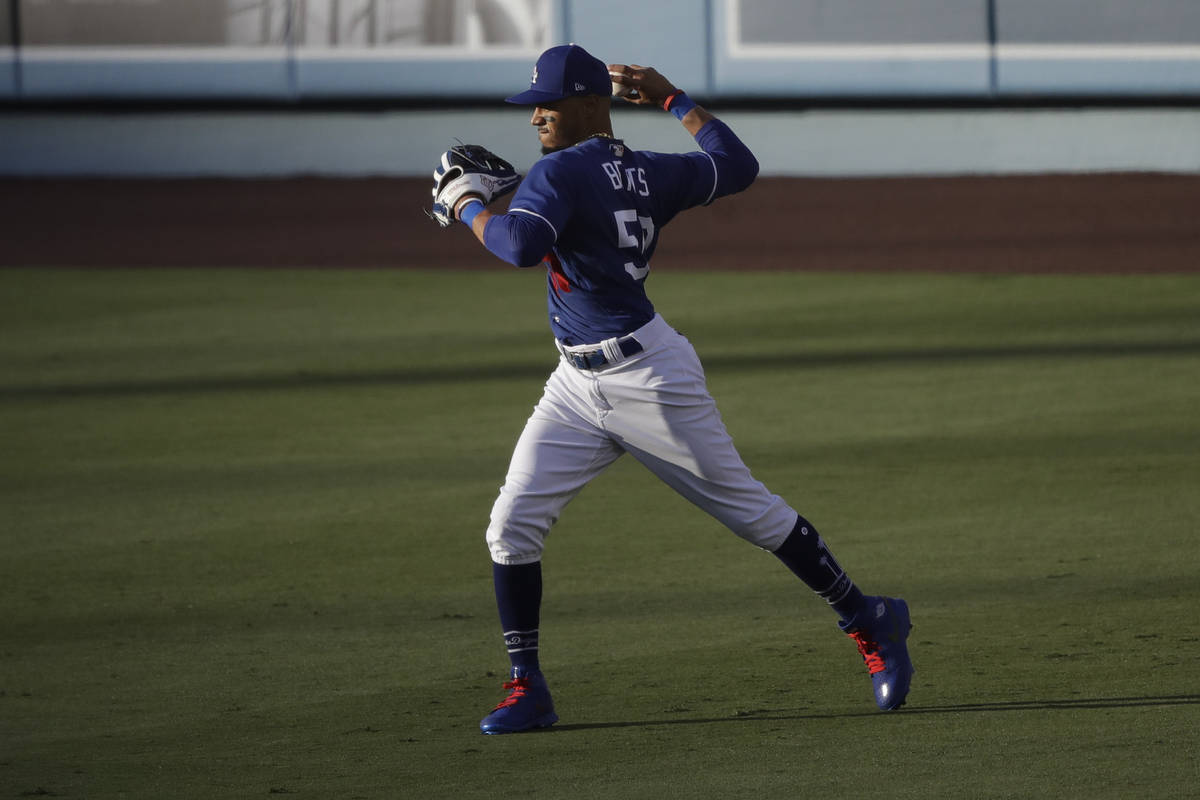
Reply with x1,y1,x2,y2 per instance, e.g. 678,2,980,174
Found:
531,65,539,85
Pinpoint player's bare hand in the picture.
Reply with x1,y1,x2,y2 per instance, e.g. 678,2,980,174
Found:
607,63,677,107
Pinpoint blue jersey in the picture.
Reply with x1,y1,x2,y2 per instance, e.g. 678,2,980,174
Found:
482,119,759,345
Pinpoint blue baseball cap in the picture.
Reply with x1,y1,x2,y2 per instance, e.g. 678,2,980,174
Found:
506,43,609,105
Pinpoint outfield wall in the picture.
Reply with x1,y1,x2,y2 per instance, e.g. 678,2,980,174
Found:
2,0,1200,101
2,106,1200,177
2,0,1199,177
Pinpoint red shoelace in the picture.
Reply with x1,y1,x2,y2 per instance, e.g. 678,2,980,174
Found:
848,631,886,675
493,677,531,710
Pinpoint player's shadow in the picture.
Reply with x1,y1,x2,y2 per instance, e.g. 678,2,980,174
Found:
549,693,1200,732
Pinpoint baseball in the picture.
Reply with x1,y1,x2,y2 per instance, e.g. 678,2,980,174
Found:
610,71,635,98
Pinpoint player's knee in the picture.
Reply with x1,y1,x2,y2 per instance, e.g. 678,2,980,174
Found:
486,521,547,564
726,499,797,551
486,493,553,564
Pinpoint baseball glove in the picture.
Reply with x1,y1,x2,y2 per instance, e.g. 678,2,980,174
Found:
429,144,521,227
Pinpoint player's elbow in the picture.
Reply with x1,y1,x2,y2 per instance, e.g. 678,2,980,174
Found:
509,232,553,267
729,150,759,192
513,246,548,268
483,214,555,267
713,150,759,197
747,151,760,182
494,244,545,269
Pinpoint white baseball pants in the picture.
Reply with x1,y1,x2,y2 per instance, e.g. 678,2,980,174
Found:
487,314,799,565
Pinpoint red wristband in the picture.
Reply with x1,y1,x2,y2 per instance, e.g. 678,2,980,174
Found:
662,89,685,111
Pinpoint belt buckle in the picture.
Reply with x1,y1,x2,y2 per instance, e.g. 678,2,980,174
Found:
566,348,606,370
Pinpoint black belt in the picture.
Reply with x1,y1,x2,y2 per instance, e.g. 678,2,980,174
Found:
562,336,644,370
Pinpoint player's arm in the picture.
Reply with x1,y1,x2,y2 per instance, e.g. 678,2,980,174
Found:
609,63,713,133
610,64,759,198
429,145,559,266
455,199,555,268
456,200,495,244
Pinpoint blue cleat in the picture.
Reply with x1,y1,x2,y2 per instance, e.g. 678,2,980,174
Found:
480,668,558,734
839,596,915,711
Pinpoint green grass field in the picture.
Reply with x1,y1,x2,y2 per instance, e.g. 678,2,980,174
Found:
2,268,1198,799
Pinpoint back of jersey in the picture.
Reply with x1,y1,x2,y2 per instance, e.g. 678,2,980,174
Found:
514,137,717,343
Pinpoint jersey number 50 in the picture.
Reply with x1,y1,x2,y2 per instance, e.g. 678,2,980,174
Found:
614,209,654,281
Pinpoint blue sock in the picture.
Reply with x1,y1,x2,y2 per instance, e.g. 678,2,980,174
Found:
772,516,866,622
492,561,542,675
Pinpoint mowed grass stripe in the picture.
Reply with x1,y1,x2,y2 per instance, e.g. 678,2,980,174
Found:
1,269,1197,799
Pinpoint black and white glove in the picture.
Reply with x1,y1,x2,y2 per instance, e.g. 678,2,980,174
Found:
428,144,521,228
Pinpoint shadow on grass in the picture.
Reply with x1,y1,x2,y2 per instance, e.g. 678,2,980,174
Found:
550,694,1200,732
5,339,1200,400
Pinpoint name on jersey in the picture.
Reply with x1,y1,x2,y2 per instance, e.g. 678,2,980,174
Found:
601,161,650,197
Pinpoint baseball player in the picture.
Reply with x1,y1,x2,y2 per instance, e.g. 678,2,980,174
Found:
428,43,914,734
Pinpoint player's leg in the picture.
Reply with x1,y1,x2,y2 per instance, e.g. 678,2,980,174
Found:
617,423,914,709
598,323,809,553
481,366,623,733
772,516,914,710
616,435,867,618
601,322,913,708
486,412,622,670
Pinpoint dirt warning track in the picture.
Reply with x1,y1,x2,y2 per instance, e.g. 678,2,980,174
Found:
1,174,1197,273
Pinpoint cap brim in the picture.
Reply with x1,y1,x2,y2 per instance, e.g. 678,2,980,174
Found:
505,88,568,105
